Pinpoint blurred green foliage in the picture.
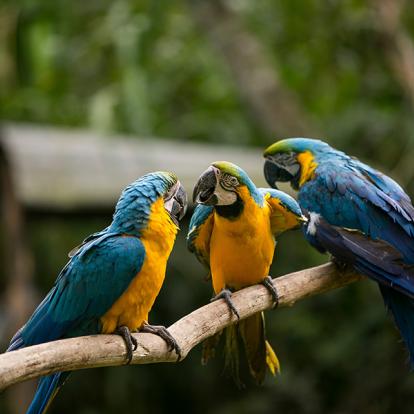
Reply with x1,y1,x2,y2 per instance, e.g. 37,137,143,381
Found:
2,0,414,166
1,0,414,413
1,0,255,144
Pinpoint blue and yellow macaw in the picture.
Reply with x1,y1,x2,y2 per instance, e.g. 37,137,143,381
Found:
6,172,187,414
264,138,414,364
187,161,305,384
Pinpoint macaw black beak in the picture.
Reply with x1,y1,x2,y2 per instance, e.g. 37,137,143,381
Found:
193,166,219,205
264,155,297,189
174,183,188,221
264,158,279,189
165,182,188,226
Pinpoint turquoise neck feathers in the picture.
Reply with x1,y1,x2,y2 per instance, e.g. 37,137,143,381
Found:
110,172,176,235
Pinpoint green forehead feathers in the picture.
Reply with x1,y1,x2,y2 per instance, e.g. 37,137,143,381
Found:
264,138,331,156
212,161,242,178
158,171,178,184
264,139,294,156
211,160,255,190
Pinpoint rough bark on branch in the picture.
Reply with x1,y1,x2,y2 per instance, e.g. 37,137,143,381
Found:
0,263,362,391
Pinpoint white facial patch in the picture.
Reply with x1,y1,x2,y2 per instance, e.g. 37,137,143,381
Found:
164,197,174,213
214,183,238,206
307,212,321,236
285,163,301,176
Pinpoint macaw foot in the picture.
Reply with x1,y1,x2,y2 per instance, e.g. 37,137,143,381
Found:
211,288,240,320
262,276,279,308
330,255,350,272
140,324,182,361
115,325,138,364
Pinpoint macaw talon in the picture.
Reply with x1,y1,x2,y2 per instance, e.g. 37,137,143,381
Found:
140,324,182,361
211,288,240,320
329,255,350,272
115,325,138,364
262,276,279,308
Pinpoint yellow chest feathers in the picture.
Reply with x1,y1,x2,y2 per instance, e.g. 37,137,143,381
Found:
210,187,275,292
101,197,178,333
297,151,318,187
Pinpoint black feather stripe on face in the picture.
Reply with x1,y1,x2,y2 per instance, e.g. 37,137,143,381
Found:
215,195,244,220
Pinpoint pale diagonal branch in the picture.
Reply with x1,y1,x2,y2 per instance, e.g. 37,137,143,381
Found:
0,263,362,391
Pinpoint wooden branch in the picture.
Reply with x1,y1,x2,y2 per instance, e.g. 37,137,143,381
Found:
0,263,362,391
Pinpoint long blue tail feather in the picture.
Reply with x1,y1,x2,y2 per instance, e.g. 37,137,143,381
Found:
7,327,25,351
380,286,414,366
6,330,70,414
27,373,70,414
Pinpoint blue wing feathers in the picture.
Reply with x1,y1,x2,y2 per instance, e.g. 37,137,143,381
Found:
7,327,25,351
301,151,414,365
305,217,414,298
9,234,145,350
300,160,414,262
68,227,111,258
7,234,146,413
187,204,214,269
6,172,177,413
188,204,214,248
259,187,303,217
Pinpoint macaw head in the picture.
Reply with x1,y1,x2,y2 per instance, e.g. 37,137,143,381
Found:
263,138,331,190
192,161,259,210
193,161,306,230
161,173,188,226
112,172,187,233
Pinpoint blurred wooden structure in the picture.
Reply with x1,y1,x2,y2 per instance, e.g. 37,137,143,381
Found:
1,123,273,211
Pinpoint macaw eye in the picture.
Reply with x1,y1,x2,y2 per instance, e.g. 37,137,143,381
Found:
221,173,239,190
230,176,238,186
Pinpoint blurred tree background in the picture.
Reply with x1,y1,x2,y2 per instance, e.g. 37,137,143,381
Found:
1,0,414,413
